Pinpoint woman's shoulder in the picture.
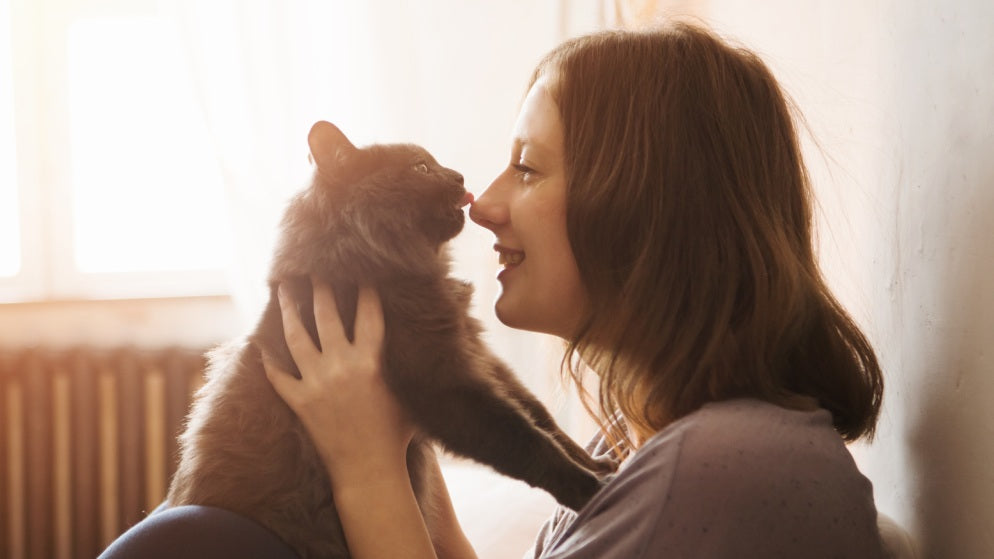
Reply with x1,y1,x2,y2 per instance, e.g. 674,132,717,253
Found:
626,398,875,513
637,397,848,470
599,398,853,503
574,398,854,504
532,399,885,558
622,398,882,557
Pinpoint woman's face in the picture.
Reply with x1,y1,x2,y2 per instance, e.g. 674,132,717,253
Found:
469,77,588,339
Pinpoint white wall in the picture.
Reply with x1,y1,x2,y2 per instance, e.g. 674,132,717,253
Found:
694,2,994,557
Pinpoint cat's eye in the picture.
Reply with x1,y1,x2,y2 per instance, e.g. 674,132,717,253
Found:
414,162,429,174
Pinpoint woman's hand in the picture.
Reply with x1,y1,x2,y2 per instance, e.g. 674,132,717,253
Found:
262,279,414,489
262,278,476,559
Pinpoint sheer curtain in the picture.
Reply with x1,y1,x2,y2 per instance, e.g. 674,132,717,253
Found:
165,0,383,322
163,1,612,431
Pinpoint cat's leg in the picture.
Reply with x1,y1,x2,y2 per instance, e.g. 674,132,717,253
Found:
449,286,616,474
384,337,602,511
481,354,618,476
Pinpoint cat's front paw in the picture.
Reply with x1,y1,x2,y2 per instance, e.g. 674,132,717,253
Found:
553,470,603,512
591,456,619,476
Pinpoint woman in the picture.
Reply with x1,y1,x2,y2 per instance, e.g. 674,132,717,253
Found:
265,23,886,558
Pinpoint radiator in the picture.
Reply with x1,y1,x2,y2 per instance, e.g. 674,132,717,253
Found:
0,347,207,559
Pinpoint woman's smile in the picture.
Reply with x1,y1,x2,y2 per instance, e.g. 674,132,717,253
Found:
495,244,526,270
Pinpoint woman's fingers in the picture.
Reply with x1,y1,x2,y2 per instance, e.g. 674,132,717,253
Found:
264,281,414,488
312,277,349,351
277,280,384,380
355,286,385,351
261,351,299,402
311,279,384,352
278,284,319,366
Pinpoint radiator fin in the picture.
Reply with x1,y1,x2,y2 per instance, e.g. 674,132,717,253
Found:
0,347,207,558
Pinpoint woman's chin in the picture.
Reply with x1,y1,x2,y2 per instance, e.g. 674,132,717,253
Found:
493,290,585,340
493,297,517,328
494,299,556,337
494,295,536,332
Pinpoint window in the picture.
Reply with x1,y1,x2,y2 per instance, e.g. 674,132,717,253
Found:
1,0,231,302
0,0,18,279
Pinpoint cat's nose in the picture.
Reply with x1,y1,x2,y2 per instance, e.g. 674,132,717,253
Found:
459,191,474,208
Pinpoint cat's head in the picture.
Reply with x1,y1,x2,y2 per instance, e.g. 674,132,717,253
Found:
305,120,470,247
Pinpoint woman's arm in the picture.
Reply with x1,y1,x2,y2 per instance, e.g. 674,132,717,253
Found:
327,447,477,559
263,280,475,559
331,471,436,559
423,454,479,559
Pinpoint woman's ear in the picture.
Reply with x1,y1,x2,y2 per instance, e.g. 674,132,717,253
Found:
307,121,357,170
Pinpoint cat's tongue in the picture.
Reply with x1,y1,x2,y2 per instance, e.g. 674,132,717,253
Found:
459,192,475,208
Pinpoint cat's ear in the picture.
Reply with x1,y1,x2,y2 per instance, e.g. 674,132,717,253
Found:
307,121,357,169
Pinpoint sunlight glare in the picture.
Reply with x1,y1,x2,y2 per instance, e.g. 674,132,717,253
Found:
0,0,18,278
67,17,230,274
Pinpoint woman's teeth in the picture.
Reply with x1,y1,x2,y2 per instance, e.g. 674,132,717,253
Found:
499,252,524,266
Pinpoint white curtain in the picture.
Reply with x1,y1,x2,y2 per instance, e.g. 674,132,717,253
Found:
164,0,392,321
161,0,610,433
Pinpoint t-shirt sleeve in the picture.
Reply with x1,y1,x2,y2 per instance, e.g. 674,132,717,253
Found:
525,507,571,559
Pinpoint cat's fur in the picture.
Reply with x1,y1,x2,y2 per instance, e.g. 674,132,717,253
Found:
167,121,608,558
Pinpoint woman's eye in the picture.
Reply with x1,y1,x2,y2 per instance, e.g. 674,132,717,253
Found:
512,163,535,181
414,163,429,174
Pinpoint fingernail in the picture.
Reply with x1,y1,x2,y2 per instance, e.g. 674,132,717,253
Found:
277,283,286,303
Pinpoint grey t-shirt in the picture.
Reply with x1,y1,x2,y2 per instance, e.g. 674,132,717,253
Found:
529,399,885,558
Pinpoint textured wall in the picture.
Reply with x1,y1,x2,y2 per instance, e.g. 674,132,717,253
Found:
696,2,994,557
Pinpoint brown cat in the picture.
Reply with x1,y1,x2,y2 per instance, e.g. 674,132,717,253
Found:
167,121,609,558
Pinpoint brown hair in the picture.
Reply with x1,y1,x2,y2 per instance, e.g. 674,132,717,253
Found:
531,23,883,445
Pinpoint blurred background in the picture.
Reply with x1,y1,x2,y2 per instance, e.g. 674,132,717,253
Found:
0,0,991,558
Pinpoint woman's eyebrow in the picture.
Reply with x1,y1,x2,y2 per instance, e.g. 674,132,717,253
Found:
513,136,555,161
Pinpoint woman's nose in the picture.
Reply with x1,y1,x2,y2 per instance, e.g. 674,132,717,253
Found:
469,179,509,230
